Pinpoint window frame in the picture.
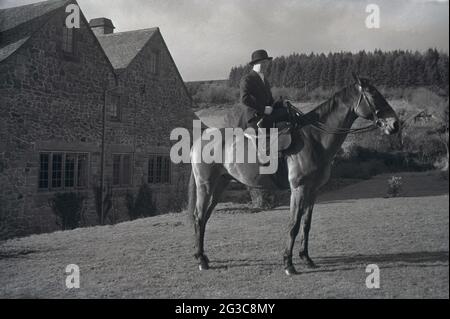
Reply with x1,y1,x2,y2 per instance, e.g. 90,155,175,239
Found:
62,25,76,57
148,154,171,185
150,50,160,75
38,152,90,192
107,93,122,121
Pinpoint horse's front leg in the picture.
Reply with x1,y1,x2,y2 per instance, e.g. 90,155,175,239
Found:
194,175,230,271
298,193,318,268
283,185,307,275
193,184,211,270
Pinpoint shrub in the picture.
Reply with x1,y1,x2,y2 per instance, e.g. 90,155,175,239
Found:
272,87,306,102
48,192,85,230
167,173,189,212
192,83,239,104
125,184,156,220
248,187,278,209
387,176,403,197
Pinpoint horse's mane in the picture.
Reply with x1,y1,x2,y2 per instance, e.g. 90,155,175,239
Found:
304,83,357,124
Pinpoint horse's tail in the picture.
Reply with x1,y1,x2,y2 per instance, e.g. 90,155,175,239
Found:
187,168,196,224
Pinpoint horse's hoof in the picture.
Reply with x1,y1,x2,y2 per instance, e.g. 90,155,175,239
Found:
198,263,209,271
299,255,318,269
301,260,318,269
198,257,209,271
284,266,298,276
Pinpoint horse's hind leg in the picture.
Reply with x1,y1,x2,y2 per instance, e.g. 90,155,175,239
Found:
298,194,318,268
193,182,212,270
194,175,231,270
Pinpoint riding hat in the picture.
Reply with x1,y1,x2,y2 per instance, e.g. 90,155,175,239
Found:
249,49,273,65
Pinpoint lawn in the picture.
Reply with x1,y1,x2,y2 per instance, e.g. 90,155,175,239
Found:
0,171,448,298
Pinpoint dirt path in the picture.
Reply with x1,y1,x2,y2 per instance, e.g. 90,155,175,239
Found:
0,171,448,298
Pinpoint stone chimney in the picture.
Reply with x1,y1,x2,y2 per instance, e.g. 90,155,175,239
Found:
89,18,115,36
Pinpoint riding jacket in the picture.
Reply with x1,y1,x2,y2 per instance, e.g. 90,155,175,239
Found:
238,70,275,129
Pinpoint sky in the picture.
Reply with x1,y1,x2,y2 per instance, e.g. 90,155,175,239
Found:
1,0,449,81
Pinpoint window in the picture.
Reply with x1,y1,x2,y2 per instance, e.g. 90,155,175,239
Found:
150,50,160,75
112,154,132,187
39,153,49,189
107,94,121,120
62,26,75,55
64,154,76,187
148,155,171,184
51,153,63,188
38,152,89,191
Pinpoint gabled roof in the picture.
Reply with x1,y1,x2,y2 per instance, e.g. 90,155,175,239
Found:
0,37,29,62
0,0,69,32
0,0,70,62
96,28,158,70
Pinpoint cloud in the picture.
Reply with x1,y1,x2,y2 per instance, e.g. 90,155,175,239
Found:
1,0,448,81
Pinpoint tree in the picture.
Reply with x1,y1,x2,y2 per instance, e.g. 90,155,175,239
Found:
434,101,449,171
226,49,449,92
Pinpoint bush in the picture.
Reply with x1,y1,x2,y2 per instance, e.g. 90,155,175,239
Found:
407,87,446,110
48,192,85,230
332,142,435,180
166,172,189,212
192,83,239,104
248,187,278,210
332,160,386,180
387,176,403,197
125,184,156,220
272,87,306,102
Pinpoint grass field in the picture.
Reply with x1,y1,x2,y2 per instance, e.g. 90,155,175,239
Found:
0,171,448,299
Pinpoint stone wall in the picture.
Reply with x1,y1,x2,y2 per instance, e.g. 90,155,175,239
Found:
105,30,195,220
0,6,195,239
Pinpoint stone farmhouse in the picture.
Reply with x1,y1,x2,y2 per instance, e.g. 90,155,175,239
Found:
0,0,196,239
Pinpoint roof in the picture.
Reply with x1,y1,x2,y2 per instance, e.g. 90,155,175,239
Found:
96,28,158,70
0,37,29,62
0,0,70,62
0,0,69,32
0,0,157,70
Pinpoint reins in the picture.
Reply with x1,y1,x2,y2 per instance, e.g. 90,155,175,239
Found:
285,88,379,135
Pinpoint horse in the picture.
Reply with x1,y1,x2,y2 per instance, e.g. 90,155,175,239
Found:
187,74,400,275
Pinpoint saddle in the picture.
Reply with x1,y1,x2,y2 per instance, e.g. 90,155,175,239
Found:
244,122,293,165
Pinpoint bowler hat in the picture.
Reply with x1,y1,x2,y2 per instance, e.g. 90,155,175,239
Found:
249,49,273,65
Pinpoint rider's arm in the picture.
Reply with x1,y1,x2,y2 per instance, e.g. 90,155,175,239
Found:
240,76,265,114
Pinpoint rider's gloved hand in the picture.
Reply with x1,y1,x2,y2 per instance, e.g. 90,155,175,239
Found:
264,106,273,115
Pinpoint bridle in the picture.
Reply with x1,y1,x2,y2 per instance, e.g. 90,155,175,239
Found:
286,83,381,135
353,84,381,126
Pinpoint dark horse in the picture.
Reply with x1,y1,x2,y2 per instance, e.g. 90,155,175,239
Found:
188,75,400,275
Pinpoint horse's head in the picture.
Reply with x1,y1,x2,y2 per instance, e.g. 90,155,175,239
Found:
352,73,400,135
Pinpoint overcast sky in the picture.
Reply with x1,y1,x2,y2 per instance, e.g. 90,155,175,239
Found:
1,0,449,81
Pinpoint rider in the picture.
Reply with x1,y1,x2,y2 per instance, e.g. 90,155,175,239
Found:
238,49,290,130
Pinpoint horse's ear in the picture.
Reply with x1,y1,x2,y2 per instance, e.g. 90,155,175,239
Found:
352,72,362,91
351,72,362,85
